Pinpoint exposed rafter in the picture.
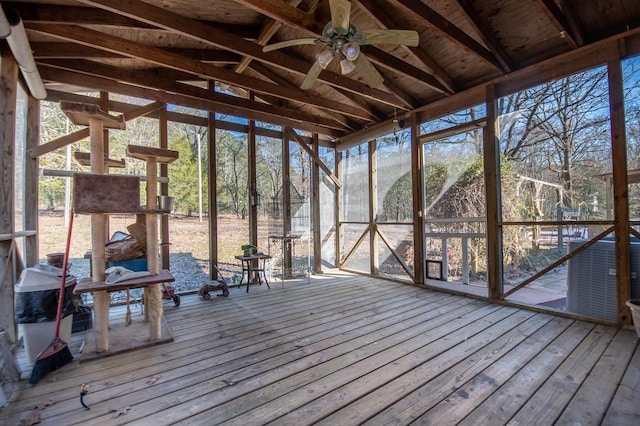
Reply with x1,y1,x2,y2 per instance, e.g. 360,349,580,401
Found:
37,64,344,137
233,0,450,96
536,0,583,48
393,0,507,73
27,23,377,122
357,0,457,94
455,0,514,73
76,0,407,109
1,0,634,138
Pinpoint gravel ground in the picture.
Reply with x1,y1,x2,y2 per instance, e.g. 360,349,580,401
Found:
64,253,239,306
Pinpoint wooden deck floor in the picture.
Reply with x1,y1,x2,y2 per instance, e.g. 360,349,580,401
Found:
1,271,639,425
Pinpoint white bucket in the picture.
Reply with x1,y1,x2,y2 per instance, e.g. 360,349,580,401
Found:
626,299,640,338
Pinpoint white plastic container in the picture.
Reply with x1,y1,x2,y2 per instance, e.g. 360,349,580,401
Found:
15,265,76,365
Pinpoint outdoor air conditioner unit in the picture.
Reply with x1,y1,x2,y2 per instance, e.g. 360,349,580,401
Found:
567,240,640,321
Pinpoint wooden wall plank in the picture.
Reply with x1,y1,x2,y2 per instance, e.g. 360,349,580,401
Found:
0,51,19,343
24,96,40,267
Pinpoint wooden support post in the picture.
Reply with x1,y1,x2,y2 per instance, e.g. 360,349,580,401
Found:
283,128,293,277
335,150,343,268
159,107,170,270
369,140,379,275
410,113,425,284
608,47,632,325
248,93,258,248
311,133,322,274
208,81,219,281
483,84,503,300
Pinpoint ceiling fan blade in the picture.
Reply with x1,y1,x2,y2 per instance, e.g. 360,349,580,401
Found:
263,38,318,52
359,30,419,46
329,0,351,35
300,60,324,90
354,54,384,88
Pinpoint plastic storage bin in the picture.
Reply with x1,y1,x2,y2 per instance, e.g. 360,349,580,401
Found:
15,265,76,365
108,258,148,272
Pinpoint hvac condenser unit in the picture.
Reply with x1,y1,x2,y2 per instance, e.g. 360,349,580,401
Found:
567,240,640,321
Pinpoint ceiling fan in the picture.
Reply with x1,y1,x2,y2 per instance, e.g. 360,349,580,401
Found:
263,0,419,90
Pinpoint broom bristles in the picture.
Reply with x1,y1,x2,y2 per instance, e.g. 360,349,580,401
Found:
28,337,73,385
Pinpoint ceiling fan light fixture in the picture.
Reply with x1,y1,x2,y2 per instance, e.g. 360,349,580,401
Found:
343,42,360,61
340,56,356,74
316,48,334,69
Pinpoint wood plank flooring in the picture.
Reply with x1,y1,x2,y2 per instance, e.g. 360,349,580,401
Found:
1,271,639,425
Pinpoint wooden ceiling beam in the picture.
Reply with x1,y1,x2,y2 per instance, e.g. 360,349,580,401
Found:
248,62,361,131
393,0,506,72
236,0,392,115
229,0,446,100
27,23,376,121
7,2,155,27
356,0,456,94
31,42,127,59
365,47,449,96
556,0,585,46
9,2,258,39
32,42,242,65
38,59,348,130
45,89,329,146
455,0,514,73
535,0,583,48
75,0,407,109
233,0,324,35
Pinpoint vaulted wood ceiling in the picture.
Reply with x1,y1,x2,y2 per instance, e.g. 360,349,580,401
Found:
4,0,640,142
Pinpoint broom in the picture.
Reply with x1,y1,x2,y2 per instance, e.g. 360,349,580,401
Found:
29,212,75,384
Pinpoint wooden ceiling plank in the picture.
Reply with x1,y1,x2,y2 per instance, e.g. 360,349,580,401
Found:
393,0,505,72
234,0,322,35
75,0,406,109
37,62,347,134
455,0,514,73
27,23,374,122
536,0,583,48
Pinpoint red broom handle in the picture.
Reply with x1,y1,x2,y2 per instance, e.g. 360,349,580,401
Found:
54,211,74,339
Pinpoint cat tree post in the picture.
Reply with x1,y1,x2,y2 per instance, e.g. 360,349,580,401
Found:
126,145,178,340
61,102,125,353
